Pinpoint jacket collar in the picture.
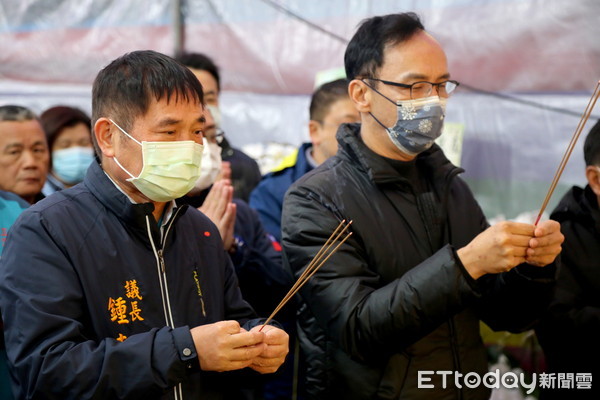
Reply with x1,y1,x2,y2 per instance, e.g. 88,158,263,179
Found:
83,160,157,227
552,184,600,233
336,123,462,186
292,142,316,181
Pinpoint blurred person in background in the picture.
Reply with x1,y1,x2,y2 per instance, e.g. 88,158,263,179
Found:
247,77,361,400
535,119,600,400
0,104,44,399
0,105,48,204
177,52,262,202
179,103,293,400
40,106,94,196
250,78,360,243
181,106,291,320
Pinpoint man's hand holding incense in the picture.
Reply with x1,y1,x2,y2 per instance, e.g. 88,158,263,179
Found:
248,324,289,374
191,321,266,372
457,220,563,280
524,219,563,267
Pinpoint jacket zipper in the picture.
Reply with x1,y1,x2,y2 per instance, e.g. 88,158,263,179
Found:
145,206,184,399
444,167,465,400
193,265,207,317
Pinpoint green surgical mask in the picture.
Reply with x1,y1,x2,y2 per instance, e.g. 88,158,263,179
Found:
110,119,203,202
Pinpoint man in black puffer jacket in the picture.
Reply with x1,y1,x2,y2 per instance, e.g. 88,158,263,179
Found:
282,13,564,400
535,120,600,400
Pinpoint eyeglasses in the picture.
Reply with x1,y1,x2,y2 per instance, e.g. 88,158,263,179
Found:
367,78,459,99
204,128,225,144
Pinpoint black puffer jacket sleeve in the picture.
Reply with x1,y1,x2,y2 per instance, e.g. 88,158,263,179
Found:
282,185,481,363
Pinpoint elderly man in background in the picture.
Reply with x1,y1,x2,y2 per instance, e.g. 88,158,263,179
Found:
0,105,49,204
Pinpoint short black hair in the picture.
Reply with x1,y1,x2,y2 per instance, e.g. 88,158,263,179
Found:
91,50,204,157
344,12,425,80
584,119,600,166
176,52,221,92
309,79,350,121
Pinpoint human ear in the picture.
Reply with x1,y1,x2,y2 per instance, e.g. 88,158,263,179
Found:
308,120,322,146
348,79,371,113
585,165,600,197
94,118,116,158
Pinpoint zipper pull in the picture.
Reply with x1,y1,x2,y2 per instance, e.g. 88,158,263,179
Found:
157,249,165,273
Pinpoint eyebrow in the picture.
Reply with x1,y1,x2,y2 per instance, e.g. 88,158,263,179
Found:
154,116,205,128
399,72,451,81
3,143,23,151
155,118,181,128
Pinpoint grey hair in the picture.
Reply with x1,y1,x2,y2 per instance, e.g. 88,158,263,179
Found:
0,105,38,122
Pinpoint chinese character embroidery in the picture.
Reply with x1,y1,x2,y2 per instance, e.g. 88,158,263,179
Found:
108,297,129,324
129,301,144,321
125,280,143,300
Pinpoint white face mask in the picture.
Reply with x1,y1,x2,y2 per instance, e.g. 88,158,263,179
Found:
193,140,222,192
110,119,203,202
206,104,222,127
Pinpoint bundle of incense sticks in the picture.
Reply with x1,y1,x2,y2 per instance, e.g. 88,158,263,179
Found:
534,80,600,226
259,219,353,331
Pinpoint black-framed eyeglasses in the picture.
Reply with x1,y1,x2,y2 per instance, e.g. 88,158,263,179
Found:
205,128,225,144
367,78,459,99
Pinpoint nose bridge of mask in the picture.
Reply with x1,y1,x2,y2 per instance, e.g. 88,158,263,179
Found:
396,95,446,110
143,140,202,171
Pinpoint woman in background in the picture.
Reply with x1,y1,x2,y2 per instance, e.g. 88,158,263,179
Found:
40,106,94,196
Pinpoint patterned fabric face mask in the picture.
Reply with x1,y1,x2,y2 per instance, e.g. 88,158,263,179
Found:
382,96,447,156
365,80,447,156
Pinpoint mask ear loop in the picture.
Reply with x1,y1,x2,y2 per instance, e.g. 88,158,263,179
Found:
361,79,397,134
109,119,141,179
110,119,142,146
361,79,399,105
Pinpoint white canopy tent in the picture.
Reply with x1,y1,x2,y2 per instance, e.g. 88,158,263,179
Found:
1,0,599,219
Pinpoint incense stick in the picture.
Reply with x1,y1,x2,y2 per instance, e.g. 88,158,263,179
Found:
534,80,600,226
259,219,353,331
